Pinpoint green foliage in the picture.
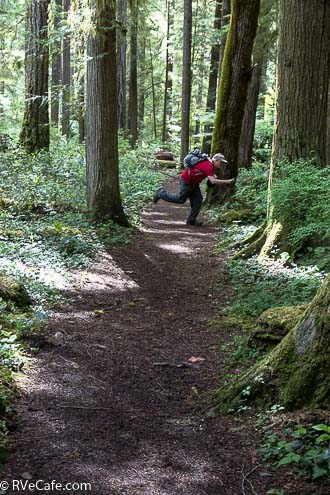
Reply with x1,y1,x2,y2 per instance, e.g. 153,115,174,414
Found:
205,164,268,224
228,258,323,317
271,159,330,264
221,333,262,365
253,118,274,162
262,423,330,482
119,145,162,223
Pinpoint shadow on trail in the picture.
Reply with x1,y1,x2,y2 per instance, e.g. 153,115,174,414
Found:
2,190,264,495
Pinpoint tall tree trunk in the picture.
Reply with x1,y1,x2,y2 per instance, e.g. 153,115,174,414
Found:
128,0,138,147
117,0,127,132
273,0,329,166
20,0,50,153
138,36,146,140
86,0,129,226
180,0,192,163
238,0,277,168
148,39,157,140
162,0,174,143
51,0,62,127
78,74,85,143
261,0,330,257
257,59,268,119
208,0,260,204
202,0,227,155
0,81,4,116
61,0,71,138
238,60,263,168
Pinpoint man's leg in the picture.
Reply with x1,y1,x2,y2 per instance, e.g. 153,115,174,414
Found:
186,185,203,224
155,178,192,204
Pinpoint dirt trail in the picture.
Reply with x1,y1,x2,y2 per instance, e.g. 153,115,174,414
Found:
1,182,304,494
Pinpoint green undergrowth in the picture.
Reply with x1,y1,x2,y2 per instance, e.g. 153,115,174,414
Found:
262,422,330,484
0,137,162,455
228,257,324,318
205,163,268,225
271,159,330,270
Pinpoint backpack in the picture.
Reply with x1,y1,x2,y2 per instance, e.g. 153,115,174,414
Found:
183,148,210,169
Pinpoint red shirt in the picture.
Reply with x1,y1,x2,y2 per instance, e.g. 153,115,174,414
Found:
180,159,214,185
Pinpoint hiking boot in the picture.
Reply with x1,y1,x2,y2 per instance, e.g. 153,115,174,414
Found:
186,220,204,226
153,187,164,204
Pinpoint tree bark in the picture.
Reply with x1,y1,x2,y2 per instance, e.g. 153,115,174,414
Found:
238,60,263,168
51,0,62,127
211,0,260,175
138,35,146,140
162,0,174,143
128,0,138,147
216,274,330,411
20,0,50,153
261,0,330,257
180,0,193,163
61,0,71,138
117,0,127,132
86,0,129,226
78,74,85,143
148,39,157,140
202,0,229,155
273,0,329,166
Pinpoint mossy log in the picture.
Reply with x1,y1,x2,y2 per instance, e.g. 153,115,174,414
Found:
0,276,32,308
216,274,330,412
156,159,178,169
251,305,307,344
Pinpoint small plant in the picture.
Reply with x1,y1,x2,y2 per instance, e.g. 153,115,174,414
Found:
228,257,323,317
261,423,330,481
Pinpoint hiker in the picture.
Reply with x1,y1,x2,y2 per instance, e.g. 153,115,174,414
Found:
153,151,235,226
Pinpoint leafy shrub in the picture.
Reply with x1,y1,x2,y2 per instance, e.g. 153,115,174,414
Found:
253,119,274,162
228,258,323,317
271,159,330,257
205,164,268,223
262,423,330,481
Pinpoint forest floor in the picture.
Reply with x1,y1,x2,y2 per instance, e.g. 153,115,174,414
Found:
2,180,329,495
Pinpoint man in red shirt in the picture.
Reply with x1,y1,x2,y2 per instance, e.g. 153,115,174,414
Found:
153,153,235,226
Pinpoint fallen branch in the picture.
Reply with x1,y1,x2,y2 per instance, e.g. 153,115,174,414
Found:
241,464,260,495
152,361,200,369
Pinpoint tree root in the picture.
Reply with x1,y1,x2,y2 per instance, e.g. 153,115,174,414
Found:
228,221,266,250
230,225,267,260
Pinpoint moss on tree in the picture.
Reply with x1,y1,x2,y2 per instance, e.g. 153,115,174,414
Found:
216,275,330,412
0,276,32,308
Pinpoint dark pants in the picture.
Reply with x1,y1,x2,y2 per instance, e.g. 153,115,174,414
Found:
158,178,203,223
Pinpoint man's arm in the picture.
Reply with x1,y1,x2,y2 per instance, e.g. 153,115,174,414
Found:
207,176,235,185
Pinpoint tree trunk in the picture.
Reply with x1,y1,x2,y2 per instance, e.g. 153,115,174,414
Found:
162,0,174,143
148,39,157,140
128,0,138,147
261,0,330,257
61,0,71,138
0,81,4,115
78,74,85,143
180,0,192,163
20,0,50,153
51,0,62,127
86,0,129,226
216,274,330,411
211,0,260,173
202,0,228,155
238,60,263,168
117,0,127,132
138,35,146,140
273,0,329,166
